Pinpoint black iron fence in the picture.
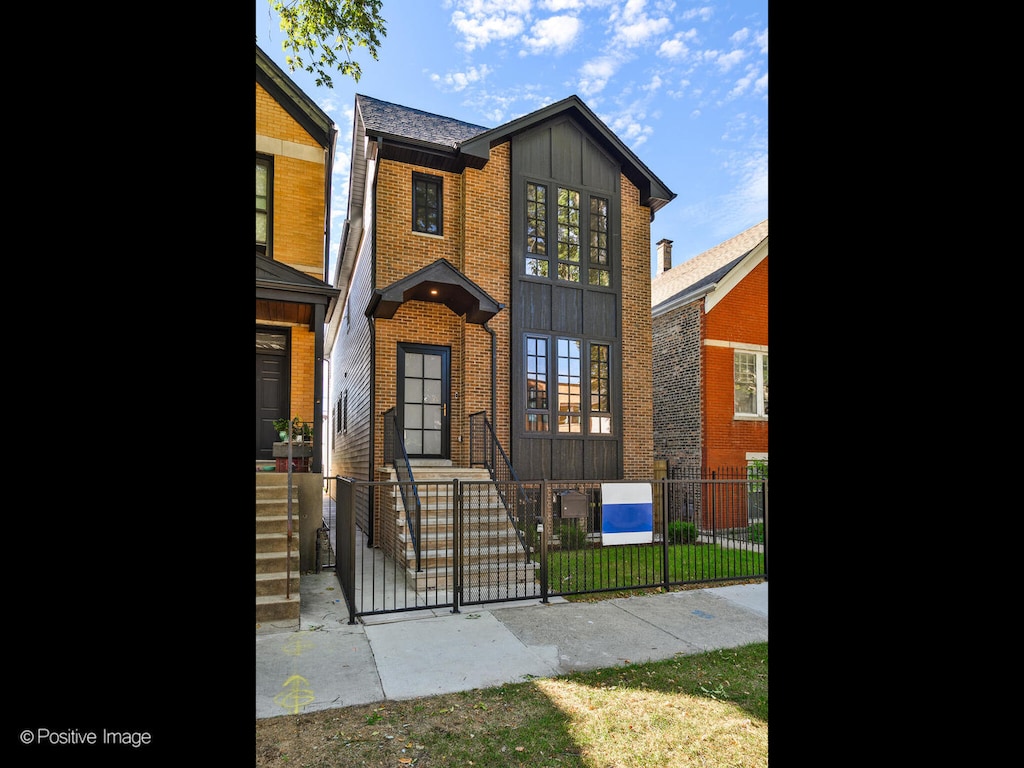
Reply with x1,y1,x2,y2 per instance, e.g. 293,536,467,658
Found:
323,470,767,624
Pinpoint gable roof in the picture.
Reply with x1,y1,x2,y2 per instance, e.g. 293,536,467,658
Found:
459,95,675,216
366,258,503,325
651,219,768,312
357,94,490,148
256,44,334,150
337,93,677,304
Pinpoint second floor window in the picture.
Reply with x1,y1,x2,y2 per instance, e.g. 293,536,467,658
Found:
256,157,271,255
734,350,768,417
413,173,442,235
525,181,611,285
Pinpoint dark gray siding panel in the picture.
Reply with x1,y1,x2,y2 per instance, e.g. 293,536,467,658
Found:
517,437,551,480
551,285,582,334
585,440,619,479
582,136,618,191
510,116,625,482
518,281,551,329
550,121,583,185
584,291,617,338
516,125,551,179
552,439,583,479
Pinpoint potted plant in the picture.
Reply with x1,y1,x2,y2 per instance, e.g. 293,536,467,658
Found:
273,417,299,442
301,421,313,443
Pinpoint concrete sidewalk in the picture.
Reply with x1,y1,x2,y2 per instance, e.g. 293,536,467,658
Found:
256,571,768,720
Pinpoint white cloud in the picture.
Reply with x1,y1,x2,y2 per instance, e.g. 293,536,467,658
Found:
520,15,582,55
615,15,672,47
431,64,494,91
448,0,532,51
642,74,663,93
540,0,584,10
681,5,714,22
657,38,687,59
577,56,619,96
715,48,745,73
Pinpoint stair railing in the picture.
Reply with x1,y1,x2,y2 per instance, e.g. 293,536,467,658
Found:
384,407,422,572
468,411,533,561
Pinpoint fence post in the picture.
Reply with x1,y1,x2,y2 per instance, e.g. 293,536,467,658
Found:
451,478,461,614
660,478,670,592
540,480,549,604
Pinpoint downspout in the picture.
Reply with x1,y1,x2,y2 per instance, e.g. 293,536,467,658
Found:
365,135,382,547
483,322,496,426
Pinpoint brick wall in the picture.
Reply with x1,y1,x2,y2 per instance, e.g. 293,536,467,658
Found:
653,301,704,471
619,174,654,480
255,83,327,279
703,256,768,468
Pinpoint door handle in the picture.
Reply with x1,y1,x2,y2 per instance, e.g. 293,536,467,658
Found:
443,403,447,417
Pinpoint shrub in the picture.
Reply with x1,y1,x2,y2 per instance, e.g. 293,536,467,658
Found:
747,522,764,543
667,520,697,544
557,522,588,550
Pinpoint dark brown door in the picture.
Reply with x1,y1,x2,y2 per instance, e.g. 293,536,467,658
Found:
397,344,450,459
256,329,289,461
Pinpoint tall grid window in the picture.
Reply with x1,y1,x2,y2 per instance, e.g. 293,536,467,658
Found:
526,182,548,276
557,338,582,432
526,336,549,431
556,187,582,282
590,343,611,433
413,173,442,235
588,196,609,286
256,157,271,254
524,181,610,285
734,350,769,417
525,335,613,435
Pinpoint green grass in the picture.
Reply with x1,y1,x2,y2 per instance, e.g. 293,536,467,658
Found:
537,541,765,594
255,641,768,767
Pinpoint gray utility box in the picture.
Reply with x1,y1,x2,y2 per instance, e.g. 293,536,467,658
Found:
557,490,588,519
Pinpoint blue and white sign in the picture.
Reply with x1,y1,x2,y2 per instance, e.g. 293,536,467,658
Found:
600,483,653,545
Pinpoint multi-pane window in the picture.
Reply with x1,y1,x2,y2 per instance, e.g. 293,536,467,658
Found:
526,183,548,276
256,157,271,254
734,350,769,417
525,336,549,431
556,187,582,282
525,181,611,285
556,338,582,432
412,172,442,235
588,197,609,286
525,336,613,434
589,343,611,433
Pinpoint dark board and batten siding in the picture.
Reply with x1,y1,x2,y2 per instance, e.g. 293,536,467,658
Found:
510,116,624,481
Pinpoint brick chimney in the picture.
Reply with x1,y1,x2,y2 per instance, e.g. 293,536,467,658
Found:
656,239,673,274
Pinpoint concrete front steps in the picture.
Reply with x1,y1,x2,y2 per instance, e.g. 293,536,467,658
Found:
391,464,539,595
256,471,301,624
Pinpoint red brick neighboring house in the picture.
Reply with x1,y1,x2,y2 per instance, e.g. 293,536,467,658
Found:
651,220,768,487
326,94,675,543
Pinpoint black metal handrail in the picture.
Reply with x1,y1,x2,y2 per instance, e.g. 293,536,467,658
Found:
384,407,422,571
468,411,532,560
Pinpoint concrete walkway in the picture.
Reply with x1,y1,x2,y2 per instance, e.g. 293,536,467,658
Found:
256,569,768,720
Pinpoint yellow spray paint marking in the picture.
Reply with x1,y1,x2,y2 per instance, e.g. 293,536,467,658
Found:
283,633,316,657
274,675,315,714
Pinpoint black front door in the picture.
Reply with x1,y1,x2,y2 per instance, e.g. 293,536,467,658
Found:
256,329,289,461
398,344,450,459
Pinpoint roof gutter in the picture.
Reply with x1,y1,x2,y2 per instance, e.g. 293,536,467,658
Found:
652,283,717,318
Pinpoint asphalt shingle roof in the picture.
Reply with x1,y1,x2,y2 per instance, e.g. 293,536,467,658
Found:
651,219,768,308
357,94,490,148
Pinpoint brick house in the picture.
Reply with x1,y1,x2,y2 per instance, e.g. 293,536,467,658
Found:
255,45,340,624
325,94,675,545
650,219,768,494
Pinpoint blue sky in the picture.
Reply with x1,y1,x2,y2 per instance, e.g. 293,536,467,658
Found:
256,0,767,279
